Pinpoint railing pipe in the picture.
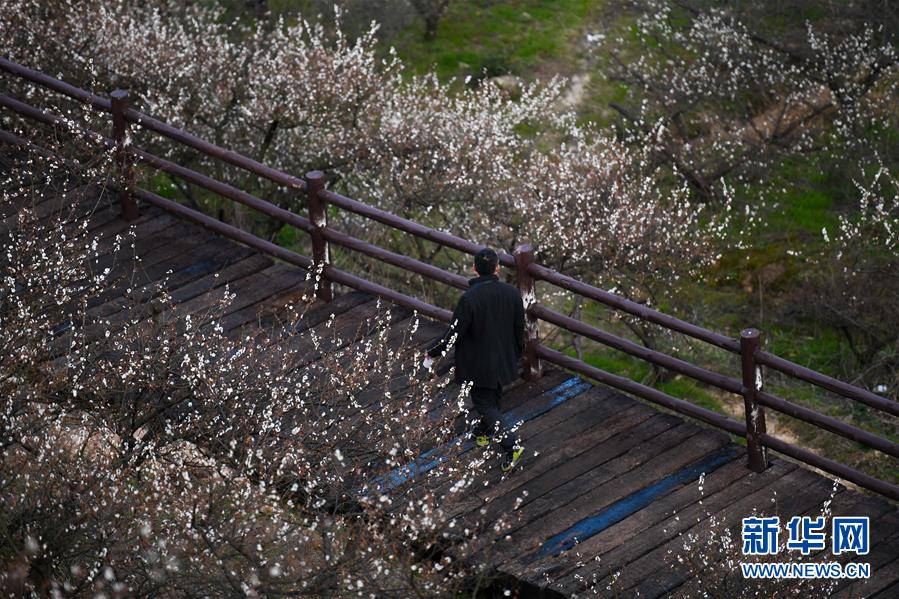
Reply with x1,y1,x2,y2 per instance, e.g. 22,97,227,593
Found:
526,262,741,353
536,345,747,437
757,350,899,417
125,108,306,190
133,187,312,271
320,189,516,268
756,389,899,458
130,146,311,232
321,226,468,290
0,57,112,112
531,304,742,394
759,433,899,501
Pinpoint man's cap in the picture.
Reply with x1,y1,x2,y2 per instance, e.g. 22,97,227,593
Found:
474,247,499,275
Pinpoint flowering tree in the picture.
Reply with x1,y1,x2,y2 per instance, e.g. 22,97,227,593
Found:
600,0,898,199
797,161,899,395
0,137,505,595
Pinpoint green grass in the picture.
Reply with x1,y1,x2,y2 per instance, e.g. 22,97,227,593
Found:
769,188,838,235
391,0,598,82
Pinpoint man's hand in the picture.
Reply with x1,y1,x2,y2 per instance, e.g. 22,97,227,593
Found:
422,352,435,370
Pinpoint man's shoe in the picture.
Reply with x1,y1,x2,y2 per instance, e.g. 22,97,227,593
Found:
475,434,490,448
501,446,524,472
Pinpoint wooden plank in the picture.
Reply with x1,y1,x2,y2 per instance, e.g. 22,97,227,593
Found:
165,253,274,305
84,242,265,320
873,577,899,598
830,508,899,598
266,298,406,376
214,266,315,333
619,466,844,598
88,207,172,245
86,228,242,315
66,253,273,349
90,238,255,313
444,398,657,525
382,371,579,515
662,486,848,599
2,183,109,232
176,262,309,328
490,424,726,566
665,487,897,599
831,553,899,599
33,184,116,229
547,459,799,595
425,368,577,437
346,318,453,406
509,385,635,443
463,415,694,566
254,291,376,347
518,453,752,587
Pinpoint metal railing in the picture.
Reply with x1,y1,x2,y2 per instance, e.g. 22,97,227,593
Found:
1,56,896,501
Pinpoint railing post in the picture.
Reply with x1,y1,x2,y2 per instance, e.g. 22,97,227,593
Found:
304,170,332,302
740,328,769,472
110,90,137,221
514,243,541,380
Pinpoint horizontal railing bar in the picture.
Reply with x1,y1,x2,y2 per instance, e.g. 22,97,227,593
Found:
0,92,87,136
756,390,899,458
133,187,314,271
131,146,312,233
536,345,746,437
528,262,741,354
759,433,899,501
0,56,306,192
0,128,26,147
123,108,306,191
325,267,452,324
0,93,313,236
321,226,469,290
133,188,453,323
531,304,743,394
757,350,899,417
0,57,112,113
320,189,516,268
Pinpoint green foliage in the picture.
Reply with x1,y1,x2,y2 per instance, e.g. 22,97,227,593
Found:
149,172,177,199
391,0,596,81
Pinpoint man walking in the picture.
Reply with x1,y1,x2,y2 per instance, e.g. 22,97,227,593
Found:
423,248,526,472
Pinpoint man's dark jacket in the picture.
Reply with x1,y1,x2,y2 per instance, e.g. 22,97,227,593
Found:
426,274,525,388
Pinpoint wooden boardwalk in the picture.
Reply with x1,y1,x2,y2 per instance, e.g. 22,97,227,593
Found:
6,181,899,598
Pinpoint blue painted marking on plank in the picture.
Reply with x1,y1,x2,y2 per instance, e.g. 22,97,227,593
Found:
179,259,217,276
504,378,593,426
522,445,740,564
50,319,72,337
364,376,591,494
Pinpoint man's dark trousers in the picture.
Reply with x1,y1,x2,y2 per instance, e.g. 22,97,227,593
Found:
470,384,518,455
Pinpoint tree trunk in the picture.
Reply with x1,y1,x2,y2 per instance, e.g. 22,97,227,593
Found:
424,14,440,40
